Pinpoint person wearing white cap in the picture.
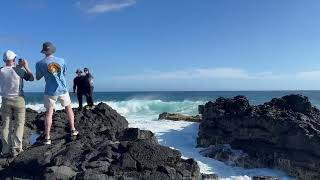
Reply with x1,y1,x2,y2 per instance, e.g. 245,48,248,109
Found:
0,50,34,158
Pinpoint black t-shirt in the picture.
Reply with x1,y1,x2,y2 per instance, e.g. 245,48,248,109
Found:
73,76,84,93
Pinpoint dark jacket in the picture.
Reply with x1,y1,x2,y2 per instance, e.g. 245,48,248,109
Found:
73,76,84,93
83,73,94,89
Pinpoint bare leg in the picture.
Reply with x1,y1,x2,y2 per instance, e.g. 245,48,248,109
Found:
65,105,75,130
45,107,54,139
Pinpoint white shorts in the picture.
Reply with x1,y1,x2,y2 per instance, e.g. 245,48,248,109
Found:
44,92,72,109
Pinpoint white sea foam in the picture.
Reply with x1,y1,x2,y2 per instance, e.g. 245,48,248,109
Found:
24,99,295,180
25,103,79,112
106,99,295,180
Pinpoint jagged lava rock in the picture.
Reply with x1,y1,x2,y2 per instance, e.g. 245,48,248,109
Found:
197,95,320,180
0,102,206,179
159,112,201,122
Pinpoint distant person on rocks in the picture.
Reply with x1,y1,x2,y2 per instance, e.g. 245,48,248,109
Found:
73,69,84,110
83,67,95,109
35,42,79,145
0,50,34,157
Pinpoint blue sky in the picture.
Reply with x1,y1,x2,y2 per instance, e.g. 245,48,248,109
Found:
1,0,320,91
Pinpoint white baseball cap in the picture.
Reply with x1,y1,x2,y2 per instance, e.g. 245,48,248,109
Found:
3,50,17,62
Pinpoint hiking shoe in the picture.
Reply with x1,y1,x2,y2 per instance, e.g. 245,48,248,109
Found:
71,129,79,136
36,133,51,145
12,151,19,157
89,105,96,110
12,149,23,157
43,138,52,145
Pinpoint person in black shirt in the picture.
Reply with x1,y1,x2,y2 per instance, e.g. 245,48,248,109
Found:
83,67,94,109
73,69,84,110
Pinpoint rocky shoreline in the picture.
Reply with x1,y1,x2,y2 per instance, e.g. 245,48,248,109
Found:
0,103,214,180
197,94,320,180
158,112,201,122
1,94,318,179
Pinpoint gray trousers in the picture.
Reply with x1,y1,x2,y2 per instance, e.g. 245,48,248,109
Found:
0,96,26,154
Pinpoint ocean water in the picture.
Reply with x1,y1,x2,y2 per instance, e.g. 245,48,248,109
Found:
7,91,320,180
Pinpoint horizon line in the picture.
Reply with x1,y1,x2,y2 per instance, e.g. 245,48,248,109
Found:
22,90,320,93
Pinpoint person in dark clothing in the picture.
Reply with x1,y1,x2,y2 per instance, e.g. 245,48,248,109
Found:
73,69,84,110
83,68,94,109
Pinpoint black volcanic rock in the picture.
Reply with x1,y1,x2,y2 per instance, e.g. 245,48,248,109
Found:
0,102,206,179
201,173,219,180
252,176,280,180
197,94,320,180
158,112,201,122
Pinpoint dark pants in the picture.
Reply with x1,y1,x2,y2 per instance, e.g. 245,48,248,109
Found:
85,87,94,107
77,92,83,109
77,87,94,109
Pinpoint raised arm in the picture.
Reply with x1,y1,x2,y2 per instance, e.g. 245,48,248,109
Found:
21,60,34,81
35,62,43,80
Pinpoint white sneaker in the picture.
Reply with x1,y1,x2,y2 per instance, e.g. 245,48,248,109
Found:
71,129,79,136
43,138,51,145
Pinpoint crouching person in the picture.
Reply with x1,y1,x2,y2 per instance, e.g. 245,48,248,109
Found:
0,50,34,157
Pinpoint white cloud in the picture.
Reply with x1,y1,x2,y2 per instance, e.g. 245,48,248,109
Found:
194,68,250,79
112,68,283,81
0,37,27,44
76,0,136,14
297,70,320,80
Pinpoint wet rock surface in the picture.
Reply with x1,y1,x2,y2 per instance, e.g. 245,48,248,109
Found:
159,112,201,122
252,176,280,180
0,102,207,179
198,94,320,180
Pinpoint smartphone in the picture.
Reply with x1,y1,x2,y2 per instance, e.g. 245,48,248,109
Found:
18,58,23,67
